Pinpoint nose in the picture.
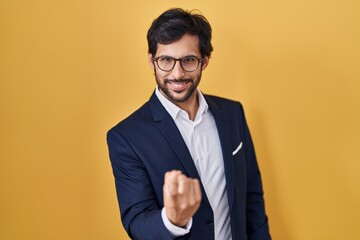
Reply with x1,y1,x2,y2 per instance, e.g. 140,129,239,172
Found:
171,61,185,79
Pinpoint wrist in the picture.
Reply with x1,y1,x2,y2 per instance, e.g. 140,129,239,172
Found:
161,208,192,237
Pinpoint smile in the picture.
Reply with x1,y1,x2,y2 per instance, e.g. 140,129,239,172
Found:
166,80,192,91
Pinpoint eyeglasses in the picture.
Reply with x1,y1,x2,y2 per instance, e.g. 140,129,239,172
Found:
152,56,204,72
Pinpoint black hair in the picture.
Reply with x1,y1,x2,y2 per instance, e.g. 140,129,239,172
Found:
147,8,213,57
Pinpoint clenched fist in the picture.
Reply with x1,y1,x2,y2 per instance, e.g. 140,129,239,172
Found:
163,170,202,227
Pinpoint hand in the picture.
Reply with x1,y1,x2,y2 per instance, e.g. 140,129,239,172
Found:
163,170,202,227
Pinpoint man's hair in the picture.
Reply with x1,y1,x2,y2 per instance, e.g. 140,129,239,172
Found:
147,8,213,58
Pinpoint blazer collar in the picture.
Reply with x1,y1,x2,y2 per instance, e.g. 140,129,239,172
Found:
149,91,169,122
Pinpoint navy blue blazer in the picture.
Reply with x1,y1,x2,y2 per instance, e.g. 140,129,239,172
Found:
107,92,271,240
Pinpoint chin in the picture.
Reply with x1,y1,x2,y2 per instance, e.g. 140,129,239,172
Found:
169,90,196,103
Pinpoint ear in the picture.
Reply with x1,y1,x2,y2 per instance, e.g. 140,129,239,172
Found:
201,56,210,70
148,53,155,69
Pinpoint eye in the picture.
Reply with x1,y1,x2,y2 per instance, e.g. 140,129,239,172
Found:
159,57,173,62
182,57,196,63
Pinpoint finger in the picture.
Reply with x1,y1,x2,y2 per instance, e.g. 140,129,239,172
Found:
177,174,188,194
165,171,181,197
193,179,202,202
163,172,171,198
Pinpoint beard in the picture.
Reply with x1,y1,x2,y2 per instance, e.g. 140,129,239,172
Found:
155,70,202,104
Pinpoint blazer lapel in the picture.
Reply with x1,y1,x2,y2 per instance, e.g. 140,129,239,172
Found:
205,96,235,209
148,92,201,180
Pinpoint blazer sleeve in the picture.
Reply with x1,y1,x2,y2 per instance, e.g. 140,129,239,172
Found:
107,128,178,240
240,105,271,240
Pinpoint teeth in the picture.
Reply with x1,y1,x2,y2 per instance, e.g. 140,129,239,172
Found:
170,81,186,89
172,82,185,86
166,80,190,91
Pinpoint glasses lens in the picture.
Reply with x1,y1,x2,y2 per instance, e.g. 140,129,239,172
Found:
155,57,201,72
157,57,175,71
181,57,199,72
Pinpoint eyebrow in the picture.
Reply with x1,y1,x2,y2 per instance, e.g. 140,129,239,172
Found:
155,54,200,59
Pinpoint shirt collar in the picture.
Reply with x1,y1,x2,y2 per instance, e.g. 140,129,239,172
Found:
155,87,209,121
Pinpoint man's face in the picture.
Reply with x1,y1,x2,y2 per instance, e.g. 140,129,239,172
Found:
148,34,209,105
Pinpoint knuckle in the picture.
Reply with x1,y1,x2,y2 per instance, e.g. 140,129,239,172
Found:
179,202,188,210
178,174,186,181
188,199,196,206
169,191,177,197
193,179,200,185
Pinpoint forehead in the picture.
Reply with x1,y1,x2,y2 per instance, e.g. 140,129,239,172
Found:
156,34,201,58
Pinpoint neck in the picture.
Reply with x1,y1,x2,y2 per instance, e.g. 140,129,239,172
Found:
175,92,199,121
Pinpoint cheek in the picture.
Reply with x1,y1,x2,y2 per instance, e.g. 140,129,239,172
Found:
154,69,167,81
155,71,165,79
193,71,202,81
157,70,174,80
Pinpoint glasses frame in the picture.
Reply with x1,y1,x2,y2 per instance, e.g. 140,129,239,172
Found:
152,56,205,72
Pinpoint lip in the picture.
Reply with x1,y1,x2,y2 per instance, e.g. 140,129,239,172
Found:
166,80,191,92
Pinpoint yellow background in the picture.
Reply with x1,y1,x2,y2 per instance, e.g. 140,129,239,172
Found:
1,0,359,239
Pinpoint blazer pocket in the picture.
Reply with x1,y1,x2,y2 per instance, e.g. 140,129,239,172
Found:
232,141,243,156
232,141,246,169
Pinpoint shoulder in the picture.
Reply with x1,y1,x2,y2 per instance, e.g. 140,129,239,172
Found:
203,94,249,130
107,101,153,137
204,94,245,112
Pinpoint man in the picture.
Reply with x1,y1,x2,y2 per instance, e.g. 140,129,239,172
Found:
107,8,271,240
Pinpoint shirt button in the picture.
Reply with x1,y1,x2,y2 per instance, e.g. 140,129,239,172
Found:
207,220,213,225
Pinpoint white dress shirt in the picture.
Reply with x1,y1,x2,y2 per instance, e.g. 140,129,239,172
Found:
156,88,232,240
